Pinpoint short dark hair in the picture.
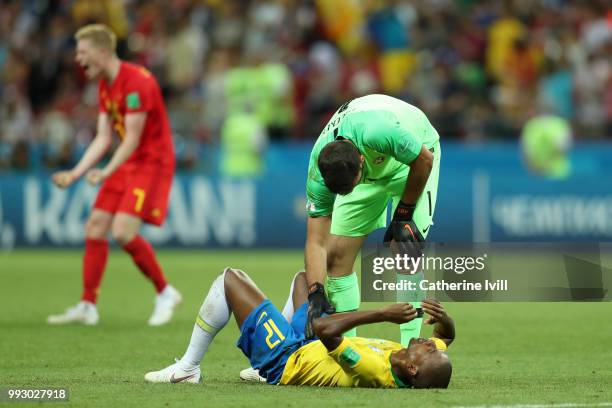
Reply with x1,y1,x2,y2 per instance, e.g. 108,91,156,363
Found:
317,140,361,195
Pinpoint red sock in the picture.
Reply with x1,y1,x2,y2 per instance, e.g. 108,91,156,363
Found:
122,235,168,293
81,238,109,304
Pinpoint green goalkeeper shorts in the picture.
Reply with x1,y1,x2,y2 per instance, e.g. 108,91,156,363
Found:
330,140,441,238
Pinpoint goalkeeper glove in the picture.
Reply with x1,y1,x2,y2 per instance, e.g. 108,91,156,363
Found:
305,282,335,340
383,201,424,243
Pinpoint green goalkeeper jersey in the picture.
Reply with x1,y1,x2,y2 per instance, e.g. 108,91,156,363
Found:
306,94,439,217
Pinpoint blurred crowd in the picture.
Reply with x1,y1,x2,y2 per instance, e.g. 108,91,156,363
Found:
0,0,611,170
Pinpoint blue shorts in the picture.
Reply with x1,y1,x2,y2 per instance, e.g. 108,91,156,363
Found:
237,300,311,384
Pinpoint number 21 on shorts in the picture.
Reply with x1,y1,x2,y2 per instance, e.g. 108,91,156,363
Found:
132,188,146,213
264,318,285,349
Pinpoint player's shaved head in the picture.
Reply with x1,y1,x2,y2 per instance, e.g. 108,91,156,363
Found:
411,351,452,389
318,140,362,195
391,338,452,389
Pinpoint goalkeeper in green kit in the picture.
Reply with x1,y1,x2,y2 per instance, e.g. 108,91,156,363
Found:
304,94,441,346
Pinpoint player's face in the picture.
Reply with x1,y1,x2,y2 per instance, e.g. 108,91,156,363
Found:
399,337,441,365
75,39,105,80
394,337,451,388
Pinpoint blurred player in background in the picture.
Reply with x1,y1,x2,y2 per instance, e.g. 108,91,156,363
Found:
47,24,180,326
144,269,454,388
304,94,440,346
521,115,572,179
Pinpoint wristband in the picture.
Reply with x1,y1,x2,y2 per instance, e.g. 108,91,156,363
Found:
394,201,416,221
308,282,326,299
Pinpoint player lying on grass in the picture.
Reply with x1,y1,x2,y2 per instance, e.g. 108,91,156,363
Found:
145,269,454,388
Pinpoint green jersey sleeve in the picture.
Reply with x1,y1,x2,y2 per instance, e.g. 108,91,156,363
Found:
357,110,423,164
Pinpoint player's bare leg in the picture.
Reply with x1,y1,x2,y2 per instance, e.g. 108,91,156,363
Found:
240,270,309,382
276,270,308,322
223,269,267,325
145,268,267,383
86,209,114,239
290,271,309,310
325,234,367,336
110,212,141,246
112,212,181,326
47,209,113,325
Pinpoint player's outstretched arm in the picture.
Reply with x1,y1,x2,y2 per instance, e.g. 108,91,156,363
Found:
52,113,112,188
87,112,146,185
305,215,331,286
313,303,418,351
304,215,336,339
384,145,433,244
422,299,455,346
401,145,433,206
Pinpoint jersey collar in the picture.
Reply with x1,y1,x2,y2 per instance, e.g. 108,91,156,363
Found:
390,360,409,388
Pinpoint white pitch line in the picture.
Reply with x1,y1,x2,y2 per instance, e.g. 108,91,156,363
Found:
453,403,612,408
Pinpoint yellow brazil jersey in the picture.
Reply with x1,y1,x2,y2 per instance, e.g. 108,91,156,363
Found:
279,337,447,388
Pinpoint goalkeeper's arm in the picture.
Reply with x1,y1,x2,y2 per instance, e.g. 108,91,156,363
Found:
304,215,336,339
400,145,433,206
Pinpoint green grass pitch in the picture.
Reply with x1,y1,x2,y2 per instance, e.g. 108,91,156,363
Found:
1,249,611,408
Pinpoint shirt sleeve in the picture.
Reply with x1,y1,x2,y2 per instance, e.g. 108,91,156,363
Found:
124,75,153,114
431,337,448,351
328,338,389,385
306,157,335,217
359,110,423,164
98,82,108,113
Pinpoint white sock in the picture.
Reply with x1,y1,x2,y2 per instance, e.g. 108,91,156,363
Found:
281,272,301,322
159,284,174,297
178,270,231,371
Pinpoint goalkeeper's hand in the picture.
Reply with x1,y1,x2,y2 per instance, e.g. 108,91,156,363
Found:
383,202,424,258
305,282,335,340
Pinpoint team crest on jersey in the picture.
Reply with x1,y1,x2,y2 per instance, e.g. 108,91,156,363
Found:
126,92,141,109
374,156,385,164
340,347,361,367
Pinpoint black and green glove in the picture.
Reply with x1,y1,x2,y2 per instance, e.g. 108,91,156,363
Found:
383,202,425,253
305,282,335,340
